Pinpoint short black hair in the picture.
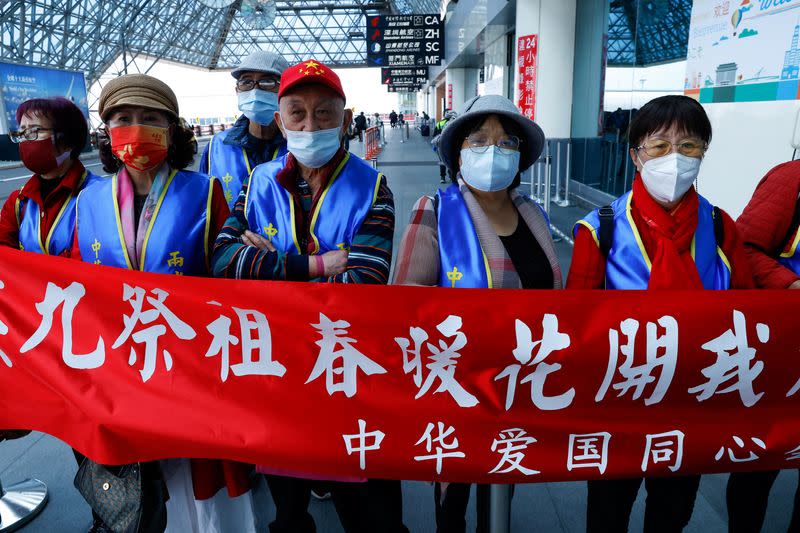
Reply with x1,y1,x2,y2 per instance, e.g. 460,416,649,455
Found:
449,114,524,189
628,95,712,148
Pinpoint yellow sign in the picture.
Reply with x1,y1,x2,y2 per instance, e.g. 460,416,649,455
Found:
91,239,101,265
167,251,185,268
447,267,463,288
264,223,278,241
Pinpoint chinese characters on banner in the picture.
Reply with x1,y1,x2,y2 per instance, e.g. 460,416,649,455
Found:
517,34,538,119
0,247,800,483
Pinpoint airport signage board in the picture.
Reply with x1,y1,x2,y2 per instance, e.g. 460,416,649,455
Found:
516,34,538,120
366,14,444,67
384,76,428,86
381,67,428,86
0,62,89,134
387,86,420,93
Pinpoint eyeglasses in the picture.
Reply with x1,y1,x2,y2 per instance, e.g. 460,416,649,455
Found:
236,78,280,92
9,127,55,143
636,139,707,158
465,134,521,154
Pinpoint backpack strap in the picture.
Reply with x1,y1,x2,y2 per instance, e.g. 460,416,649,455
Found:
712,206,724,247
598,205,614,256
781,193,800,251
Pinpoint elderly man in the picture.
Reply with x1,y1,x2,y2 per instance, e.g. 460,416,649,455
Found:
200,49,289,208
211,60,405,533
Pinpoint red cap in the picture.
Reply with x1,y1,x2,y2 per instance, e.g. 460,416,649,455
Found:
278,59,345,102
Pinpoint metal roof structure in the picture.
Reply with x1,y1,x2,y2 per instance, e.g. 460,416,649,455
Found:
0,0,442,86
606,0,693,66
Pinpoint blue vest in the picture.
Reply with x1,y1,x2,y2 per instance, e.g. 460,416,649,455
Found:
76,170,213,275
17,170,96,255
207,129,287,209
779,224,800,275
435,184,492,288
575,191,731,290
245,152,382,255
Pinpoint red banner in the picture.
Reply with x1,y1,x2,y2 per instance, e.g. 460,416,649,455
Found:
517,34,538,119
1,247,800,483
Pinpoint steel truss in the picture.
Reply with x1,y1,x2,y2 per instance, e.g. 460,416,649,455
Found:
0,0,443,87
607,0,692,67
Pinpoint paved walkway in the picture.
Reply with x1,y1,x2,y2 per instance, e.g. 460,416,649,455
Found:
3,126,797,532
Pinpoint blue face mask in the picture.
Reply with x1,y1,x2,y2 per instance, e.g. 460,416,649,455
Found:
459,146,521,192
283,125,342,168
237,90,278,125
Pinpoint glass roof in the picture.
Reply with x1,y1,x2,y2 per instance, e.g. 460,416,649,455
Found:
607,0,693,67
0,0,444,85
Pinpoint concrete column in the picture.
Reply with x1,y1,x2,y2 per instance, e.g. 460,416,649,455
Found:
483,33,509,97
445,67,467,112
464,68,480,101
514,0,577,139
571,0,609,138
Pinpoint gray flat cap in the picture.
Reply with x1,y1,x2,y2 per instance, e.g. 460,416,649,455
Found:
439,94,545,174
231,50,289,79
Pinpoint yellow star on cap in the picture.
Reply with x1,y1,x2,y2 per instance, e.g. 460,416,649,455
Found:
304,60,319,69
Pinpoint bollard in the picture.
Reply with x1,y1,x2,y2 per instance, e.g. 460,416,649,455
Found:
553,141,562,204
544,142,552,215
556,141,572,207
0,475,49,532
488,484,512,533
527,167,534,198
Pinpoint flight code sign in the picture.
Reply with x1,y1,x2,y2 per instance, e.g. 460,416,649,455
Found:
387,86,420,93
366,15,444,67
382,67,428,86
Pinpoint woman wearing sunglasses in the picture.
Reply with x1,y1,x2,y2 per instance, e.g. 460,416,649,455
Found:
0,97,96,256
569,95,754,531
393,94,562,532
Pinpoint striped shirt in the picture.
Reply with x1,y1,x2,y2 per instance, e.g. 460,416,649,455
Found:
211,149,394,284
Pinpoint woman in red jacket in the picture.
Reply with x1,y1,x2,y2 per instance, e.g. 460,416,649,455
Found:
729,161,800,532
0,97,96,255
568,95,753,532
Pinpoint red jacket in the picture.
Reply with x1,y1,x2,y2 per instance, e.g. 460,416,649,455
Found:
736,160,800,289
0,160,89,255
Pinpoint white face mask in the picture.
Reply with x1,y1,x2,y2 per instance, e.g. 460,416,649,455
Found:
282,125,342,168
639,152,701,204
459,147,521,192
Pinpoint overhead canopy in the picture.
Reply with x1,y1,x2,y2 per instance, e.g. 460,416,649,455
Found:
0,0,442,85
606,0,693,67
